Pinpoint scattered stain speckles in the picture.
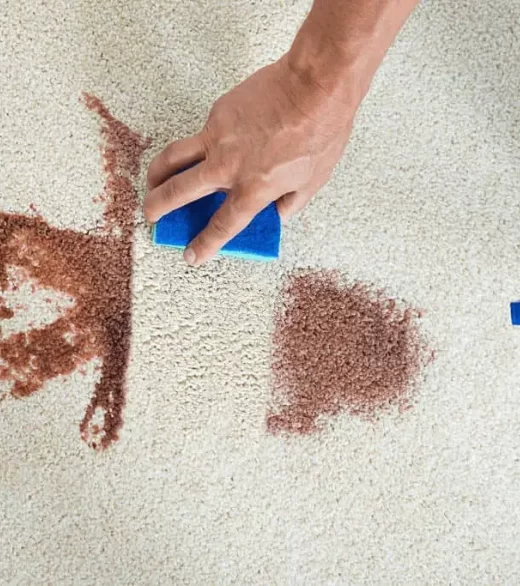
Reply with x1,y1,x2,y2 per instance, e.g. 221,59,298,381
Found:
268,270,432,435
0,94,151,449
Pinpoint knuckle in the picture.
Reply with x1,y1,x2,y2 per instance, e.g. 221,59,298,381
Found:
197,161,214,184
203,154,230,186
228,194,253,217
210,215,231,238
146,165,155,189
213,150,241,183
199,125,213,151
165,142,180,166
224,150,241,176
143,197,154,219
162,180,177,203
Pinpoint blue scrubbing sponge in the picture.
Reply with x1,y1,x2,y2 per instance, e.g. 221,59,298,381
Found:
153,189,281,261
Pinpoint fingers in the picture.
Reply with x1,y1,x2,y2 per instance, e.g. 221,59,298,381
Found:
147,134,205,190
276,190,311,223
144,162,223,223
184,187,268,266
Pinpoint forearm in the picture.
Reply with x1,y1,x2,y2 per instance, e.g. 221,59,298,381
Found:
288,0,419,107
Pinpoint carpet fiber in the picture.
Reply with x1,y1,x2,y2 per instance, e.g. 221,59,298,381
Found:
1,1,519,584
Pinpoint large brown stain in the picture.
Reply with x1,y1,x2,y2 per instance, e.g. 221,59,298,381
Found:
268,271,432,434
0,93,150,449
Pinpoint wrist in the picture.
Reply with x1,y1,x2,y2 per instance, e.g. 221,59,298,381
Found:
287,0,418,108
286,14,375,110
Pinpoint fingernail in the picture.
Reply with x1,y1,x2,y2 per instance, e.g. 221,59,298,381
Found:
184,247,197,266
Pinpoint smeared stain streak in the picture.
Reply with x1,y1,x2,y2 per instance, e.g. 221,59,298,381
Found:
0,93,151,449
268,271,432,435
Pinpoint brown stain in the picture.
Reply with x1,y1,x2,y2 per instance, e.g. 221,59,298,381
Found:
0,93,151,449
268,271,432,434
0,304,14,320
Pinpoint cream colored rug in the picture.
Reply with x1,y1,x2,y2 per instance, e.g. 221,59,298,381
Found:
1,1,519,584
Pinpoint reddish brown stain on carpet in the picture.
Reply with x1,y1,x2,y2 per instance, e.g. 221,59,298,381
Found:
0,93,150,449
267,271,432,435
0,304,14,320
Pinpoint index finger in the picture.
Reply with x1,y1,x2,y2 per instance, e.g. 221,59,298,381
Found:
143,162,221,223
147,134,205,190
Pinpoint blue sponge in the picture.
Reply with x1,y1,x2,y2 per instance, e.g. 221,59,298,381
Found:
511,302,520,326
153,190,281,261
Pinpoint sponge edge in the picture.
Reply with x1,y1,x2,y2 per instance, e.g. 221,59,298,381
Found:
152,190,281,261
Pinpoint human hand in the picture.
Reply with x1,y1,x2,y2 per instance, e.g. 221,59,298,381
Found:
144,0,416,266
144,50,359,266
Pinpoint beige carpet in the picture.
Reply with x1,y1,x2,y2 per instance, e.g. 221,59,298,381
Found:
1,0,520,584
